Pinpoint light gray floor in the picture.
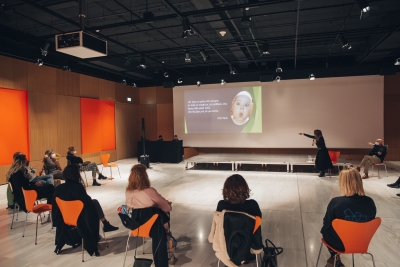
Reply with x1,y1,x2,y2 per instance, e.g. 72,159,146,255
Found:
0,158,399,267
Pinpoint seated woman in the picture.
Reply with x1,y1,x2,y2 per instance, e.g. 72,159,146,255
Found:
7,154,54,212
215,174,262,264
125,164,171,267
52,165,118,255
66,146,106,186
43,149,63,180
321,167,376,267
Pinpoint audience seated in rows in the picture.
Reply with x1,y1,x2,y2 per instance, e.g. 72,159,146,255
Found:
66,146,106,186
52,164,118,256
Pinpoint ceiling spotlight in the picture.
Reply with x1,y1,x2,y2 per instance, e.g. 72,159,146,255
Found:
127,97,132,102
132,82,137,87
177,78,183,84
338,35,351,49
221,79,226,85
41,43,50,56
196,80,201,87
185,51,191,63
229,65,237,75
182,18,194,38
276,61,282,72
395,58,400,66
164,71,169,78
357,0,370,12
36,59,43,66
200,50,209,62
309,74,315,80
124,55,132,66
139,57,147,69
219,30,226,37
121,79,127,85
62,66,71,71
275,76,281,82
262,43,270,55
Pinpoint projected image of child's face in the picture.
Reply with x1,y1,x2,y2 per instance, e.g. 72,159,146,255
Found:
231,93,254,125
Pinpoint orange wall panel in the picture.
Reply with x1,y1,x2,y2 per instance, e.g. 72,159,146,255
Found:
0,88,29,165
81,98,102,154
81,98,116,154
100,100,116,150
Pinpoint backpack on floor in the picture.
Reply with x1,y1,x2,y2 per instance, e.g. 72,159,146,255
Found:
262,239,283,267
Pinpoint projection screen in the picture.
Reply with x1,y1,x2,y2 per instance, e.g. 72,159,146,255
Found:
173,75,384,148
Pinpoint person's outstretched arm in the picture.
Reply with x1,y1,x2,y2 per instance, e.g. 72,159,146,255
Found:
299,133,315,139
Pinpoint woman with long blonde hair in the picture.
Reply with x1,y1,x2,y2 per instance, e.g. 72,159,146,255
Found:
320,167,376,267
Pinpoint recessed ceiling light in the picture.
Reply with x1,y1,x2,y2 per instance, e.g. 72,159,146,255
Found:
219,30,226,37
127,97,132,102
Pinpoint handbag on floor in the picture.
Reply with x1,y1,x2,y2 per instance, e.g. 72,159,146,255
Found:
262,239,283,267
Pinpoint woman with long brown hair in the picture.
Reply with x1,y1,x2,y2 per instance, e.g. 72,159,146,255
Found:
299,129,333,177
320,167,376,267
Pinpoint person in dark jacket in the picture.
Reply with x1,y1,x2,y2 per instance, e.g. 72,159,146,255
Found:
356,139,387,179
216,174,262,264
66,146,106,186
321,167,376,267
52,164,118,255
7,154,54,212
299,130,333,177
43,149,63,179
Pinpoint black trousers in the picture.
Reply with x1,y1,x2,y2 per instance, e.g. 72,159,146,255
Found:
149,218,168,267
36,184,55,205
92,199,105,219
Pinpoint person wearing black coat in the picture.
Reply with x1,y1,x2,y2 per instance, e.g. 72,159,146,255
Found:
52,164,118,256
299,129,333,177
7,154,54,212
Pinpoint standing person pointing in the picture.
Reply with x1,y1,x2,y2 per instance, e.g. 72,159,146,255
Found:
299,130,333,177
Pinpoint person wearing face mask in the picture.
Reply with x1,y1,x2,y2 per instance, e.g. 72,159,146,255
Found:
43,149,63,179
66,146,106,186
356,139,387,179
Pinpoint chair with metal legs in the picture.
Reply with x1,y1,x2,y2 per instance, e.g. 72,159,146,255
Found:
100,153,121,179
21,188,52,245
8,182,21,229
315,218,381,267
123,214,159,267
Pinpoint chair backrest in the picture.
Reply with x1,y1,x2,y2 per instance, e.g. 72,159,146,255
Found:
55,197,84,227
100,154,110,166
332,218,381,253
328,151,340,164
253,216,262,234
22,188,38,212
131,214,159,238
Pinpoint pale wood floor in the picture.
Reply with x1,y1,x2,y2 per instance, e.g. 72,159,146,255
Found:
1,158,399,267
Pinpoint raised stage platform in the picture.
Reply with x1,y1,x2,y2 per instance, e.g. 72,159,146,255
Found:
185,153,351,172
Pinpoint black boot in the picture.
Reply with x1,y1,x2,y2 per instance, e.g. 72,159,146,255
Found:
318,171,325,177
103,220,119,232
92,179,101,186
98,173,107,180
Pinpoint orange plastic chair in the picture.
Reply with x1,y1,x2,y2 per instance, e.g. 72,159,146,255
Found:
100,153,121,179
123,214,159,267
315,218,381,267
22,188,52,245
328,151,343,175
216,212,263,267
55,197,85,261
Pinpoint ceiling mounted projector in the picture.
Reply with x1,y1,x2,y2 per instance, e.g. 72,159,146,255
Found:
55,31,107,58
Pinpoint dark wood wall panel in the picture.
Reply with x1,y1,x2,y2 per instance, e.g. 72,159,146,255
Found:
139,87,156,104
56,69,80,96
13,59,29,90
0,165,11,184
116,103,139,160
28,64,57,94
139,104,157,140
384,73,400,160
0,55,15,89
80,74,99,98
28,92,59,161
156,103,174,140
99,79,116,101
115,83,139,104
57,95,81,157
156,86,173,104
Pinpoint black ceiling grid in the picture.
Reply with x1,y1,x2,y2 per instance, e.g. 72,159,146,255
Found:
0,0,399,86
